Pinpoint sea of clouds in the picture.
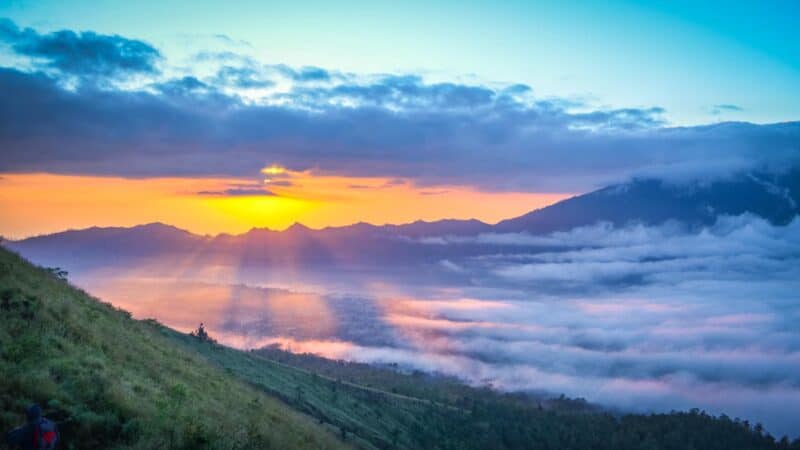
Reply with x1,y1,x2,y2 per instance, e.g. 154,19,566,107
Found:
72,214,800,438
278,214,800,437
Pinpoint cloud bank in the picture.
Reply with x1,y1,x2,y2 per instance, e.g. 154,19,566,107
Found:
339,216,800,437
0,19,798,191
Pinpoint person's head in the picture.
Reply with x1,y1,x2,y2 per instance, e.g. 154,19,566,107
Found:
26,404,41,423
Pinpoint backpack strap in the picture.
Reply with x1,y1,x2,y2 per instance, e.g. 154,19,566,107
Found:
32,421,41,449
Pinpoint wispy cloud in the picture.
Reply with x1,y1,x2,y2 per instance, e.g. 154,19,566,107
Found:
711,104,744,115
196,187,276,197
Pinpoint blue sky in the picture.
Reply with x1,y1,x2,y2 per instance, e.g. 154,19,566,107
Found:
2,0,798,125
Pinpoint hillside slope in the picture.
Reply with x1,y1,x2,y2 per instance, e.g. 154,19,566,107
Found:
167,329,799,450
0,247,348,450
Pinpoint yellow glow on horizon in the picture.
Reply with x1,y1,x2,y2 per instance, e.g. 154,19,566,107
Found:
0,172,572,239
204,194,315,229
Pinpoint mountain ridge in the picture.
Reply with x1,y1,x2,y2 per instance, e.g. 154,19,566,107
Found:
9,168,800,247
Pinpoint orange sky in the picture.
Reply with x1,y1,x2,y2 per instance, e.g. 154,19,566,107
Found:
0,169,571,239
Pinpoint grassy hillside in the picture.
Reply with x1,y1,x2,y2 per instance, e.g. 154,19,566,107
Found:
253,346,598,412
0,247,348,450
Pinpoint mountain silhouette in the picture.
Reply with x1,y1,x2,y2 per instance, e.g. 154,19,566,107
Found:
7,169,799,270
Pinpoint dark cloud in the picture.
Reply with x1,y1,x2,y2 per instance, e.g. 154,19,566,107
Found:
190,51,273,89
267,180,293,187
714,104,744,112
211,65,273,89
0,19,160,79
271,64,331,82
383,178,407,187
190,60,335,84
192,50,254,64
196,187,276,196
570,107,666,130
153,76,209,95
0,22,798,192
210,34,252,48
711,104,744,116
282,74,497,110
0,65,798,191
194,181,275,196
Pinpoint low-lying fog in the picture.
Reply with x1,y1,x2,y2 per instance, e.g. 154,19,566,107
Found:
72,214,800,437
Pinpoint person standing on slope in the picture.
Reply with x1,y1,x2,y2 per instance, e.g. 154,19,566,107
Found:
4,404,59,449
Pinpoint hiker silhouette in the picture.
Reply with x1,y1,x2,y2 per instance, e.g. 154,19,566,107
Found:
4,404,59,449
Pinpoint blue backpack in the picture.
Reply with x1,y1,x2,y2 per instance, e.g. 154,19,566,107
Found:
32,418,58,450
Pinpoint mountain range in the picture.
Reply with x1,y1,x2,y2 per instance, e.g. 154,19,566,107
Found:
6,168,800,272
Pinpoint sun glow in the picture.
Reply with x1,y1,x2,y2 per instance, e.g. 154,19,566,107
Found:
0,172,571,239
203,194,314,232
261,164,288,176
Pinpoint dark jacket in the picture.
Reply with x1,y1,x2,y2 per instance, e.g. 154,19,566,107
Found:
5,405,58,450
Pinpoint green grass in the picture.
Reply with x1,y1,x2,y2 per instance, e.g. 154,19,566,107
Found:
168,331,442,450
251,346,597,412
0,247,349,450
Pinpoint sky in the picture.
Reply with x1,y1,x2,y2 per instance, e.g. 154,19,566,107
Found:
0,172,566,237
0,0,799,237
3,0,799,125
2,0,798,124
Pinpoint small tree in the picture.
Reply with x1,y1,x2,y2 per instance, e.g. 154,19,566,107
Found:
46,267,69,280
190,322,217,344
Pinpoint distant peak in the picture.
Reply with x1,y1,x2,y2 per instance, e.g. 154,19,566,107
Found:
137,222,174,229
286,223,312,232
133,222,190,233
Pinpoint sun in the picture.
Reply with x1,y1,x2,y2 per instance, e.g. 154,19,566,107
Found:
261,165,287,176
